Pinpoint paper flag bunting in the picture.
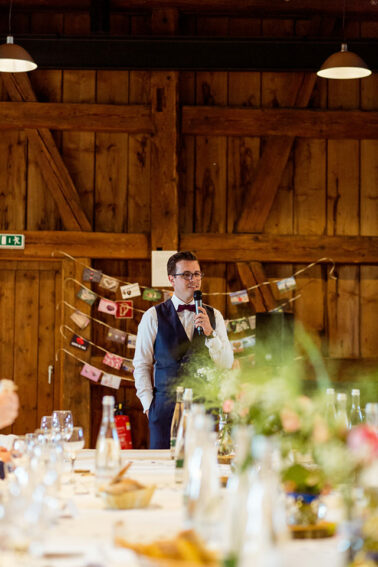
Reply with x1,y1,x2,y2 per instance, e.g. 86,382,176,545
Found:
70,310,90,330
276,277,296,293
80,363,101,382
98,298,117,316
120,283,141,299
82,268,102,283
103,352,123,370
77,287,97,305
107,327,127,344
127,334,137,349
99,275,119,292
116,300,133,319
229,290,249,304
122,359,134,373
101,373,121,390
70,334,89,351
142,288,162,301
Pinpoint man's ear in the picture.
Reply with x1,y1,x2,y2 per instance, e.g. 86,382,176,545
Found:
167,274,174,287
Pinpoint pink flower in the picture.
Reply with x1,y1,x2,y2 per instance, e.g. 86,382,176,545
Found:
280,408,301,433
222,399,234,414
312,416,330,443
348,425,378,464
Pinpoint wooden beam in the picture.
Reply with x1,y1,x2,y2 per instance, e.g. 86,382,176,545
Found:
0,231,377,263
181,233,378,264
6,37,377,71
1,73,92,232
236,73,317,233
0,1,375,17
0,102,153,133
237,262,276,312
182,107,378,139
0,231,149,259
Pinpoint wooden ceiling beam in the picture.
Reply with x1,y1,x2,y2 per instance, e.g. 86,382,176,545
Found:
182,107,378,139
0,231,377,263
182,233,378,264
6,37,377,71
0,0,375,17
0,102,153,133
1,73,92,232
1,102,376,138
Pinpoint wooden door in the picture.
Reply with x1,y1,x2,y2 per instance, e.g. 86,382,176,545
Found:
0,260,62,434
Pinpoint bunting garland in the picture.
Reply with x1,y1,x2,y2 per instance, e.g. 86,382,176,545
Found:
56,250,336,382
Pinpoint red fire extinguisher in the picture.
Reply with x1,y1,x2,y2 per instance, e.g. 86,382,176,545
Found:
114,402,133,449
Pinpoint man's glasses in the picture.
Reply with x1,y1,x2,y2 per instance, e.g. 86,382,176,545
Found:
173,271,204,281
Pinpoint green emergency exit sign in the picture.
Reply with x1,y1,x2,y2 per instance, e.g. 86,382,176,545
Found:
0,234,25,249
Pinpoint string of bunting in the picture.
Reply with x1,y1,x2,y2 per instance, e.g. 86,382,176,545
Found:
56,250,336,302
55,348,134,389
60,324,136,360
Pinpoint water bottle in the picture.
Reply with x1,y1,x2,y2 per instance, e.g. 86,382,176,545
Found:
349,389,363,427
174,388,192,483
170,386,184,458
325,387,337,423
336,392,349,430
95,396,121,493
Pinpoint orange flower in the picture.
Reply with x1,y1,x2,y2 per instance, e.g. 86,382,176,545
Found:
280,408,301,433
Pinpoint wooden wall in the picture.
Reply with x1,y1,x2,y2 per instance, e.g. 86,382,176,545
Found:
0,7,377,445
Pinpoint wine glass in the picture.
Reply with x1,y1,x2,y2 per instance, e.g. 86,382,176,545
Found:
64,427,84,482
52,410,74,441
40,415,53,440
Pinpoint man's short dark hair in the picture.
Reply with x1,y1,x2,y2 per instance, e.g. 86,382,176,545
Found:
167,251,198,276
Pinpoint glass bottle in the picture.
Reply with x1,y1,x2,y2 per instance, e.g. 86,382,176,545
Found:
325,387,337,424
217,410,234,456
336,392,350,429
349,389,363,427
95,396,121,493
170,386,184,458
185,414,220,542
174,388,192,483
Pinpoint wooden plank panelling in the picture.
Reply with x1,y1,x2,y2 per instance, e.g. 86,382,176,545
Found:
95,71,129,233
0,130,26,231
61,68,96,225
326,75,360,359
37,270,58,422
27,70,62,230
361,74,378,358
150,71,179,250
0,270,15,386
13,270,39,434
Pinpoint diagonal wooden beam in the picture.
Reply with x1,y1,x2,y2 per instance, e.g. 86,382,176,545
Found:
1,73,92,232
235,73,317,233
237,262,276,312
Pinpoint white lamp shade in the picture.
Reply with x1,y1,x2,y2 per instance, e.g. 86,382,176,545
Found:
317,43,371,79
0,36,37,72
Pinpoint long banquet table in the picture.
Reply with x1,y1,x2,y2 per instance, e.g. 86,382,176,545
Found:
1,449,345,567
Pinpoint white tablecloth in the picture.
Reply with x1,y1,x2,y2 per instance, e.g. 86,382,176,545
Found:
0,449,345,567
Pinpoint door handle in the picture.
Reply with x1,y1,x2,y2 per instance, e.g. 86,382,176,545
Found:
48,365,54,385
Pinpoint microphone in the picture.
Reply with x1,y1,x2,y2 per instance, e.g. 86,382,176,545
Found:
193,290,203,335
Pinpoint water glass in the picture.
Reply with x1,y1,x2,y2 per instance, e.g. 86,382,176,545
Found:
51,410,74,441
64,426,85,482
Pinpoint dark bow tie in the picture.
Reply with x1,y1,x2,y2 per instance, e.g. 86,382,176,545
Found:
177,304,196,313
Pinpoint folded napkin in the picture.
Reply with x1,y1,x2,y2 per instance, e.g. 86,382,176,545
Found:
0,434,17,450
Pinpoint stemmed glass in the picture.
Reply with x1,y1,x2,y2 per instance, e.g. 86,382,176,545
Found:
40,415,53,440
51,410,74,441
63,427,85,482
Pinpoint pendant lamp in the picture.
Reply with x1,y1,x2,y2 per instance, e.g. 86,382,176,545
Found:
317,0,371,80
317,42,371,80
0,0,37,73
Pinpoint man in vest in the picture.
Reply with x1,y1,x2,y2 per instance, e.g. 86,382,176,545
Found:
133,251,234,449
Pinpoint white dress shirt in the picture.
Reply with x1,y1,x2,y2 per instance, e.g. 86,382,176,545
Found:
133,294,234,412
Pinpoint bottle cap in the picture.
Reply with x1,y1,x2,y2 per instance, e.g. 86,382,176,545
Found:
183,388,193,402
326,388,335,395
351,389,360,396
336,392,347,401
102,395,115,405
